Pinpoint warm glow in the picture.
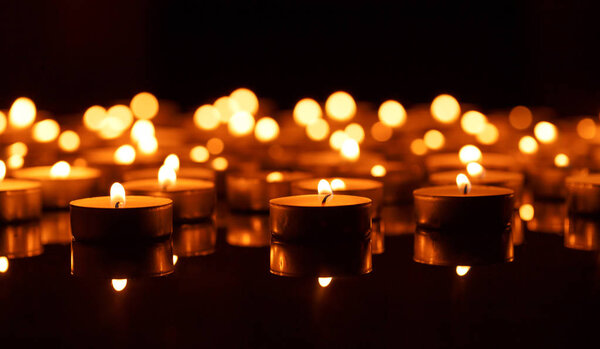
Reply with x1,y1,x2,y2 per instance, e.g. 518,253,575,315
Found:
0,161,5,181
0,112,7,134
228,111,255,136
7,155,24,170
344,123,365,143
32,119,60,143
331,178,346,191
173,255,179,265
158,165,177,188
194,104,221,131
519,204,534,221
266,171,284,183
371,122,393,142
254,117,279,142
190,146,210,163
293,98,322,126
456,266,471,276
329,130,348,150
554,153,570,168
83,105,107,131
130,92,159,120
378,100,407,127
50,161,71,179
318,277,332,287
130,120,156,143
458,145,482,164
466,162,485,178
423,129,445,150
431,94,460,124
230,88,259,115
318,179,333,195
107,105,134,131
533,121,558,144
325,91,356,121
370,164,387,177
306,119,330,141
508,106,532,130
340,138,360,161
98,116,126,139
114,145,136,165
518,136,538,154
9,97,36,129
214,96,240,124
110,182,126,208
410,138,428,156
576,118,596,140
0,257,8,273
163,154,180,172
476,123,499,145
460,111,487,135
58,130,80,152
456,173,472,194
207,137,225,155
112,279,127,292
137,137,158,155
212,157,228,171
8,142,28,157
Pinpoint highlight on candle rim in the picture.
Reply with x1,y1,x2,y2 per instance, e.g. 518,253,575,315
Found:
554,153,569,168
114,145,136,165
130,92,159,120
325,91,356,122
508,106,533,130
378,100,407,128
0,161,5,181
293,98,322,126
111,279,127,292
466,162,485,178
189,145,210,163
345,123,365,143
370,164,387,177
460,110,487,135
306,118,330,141
207,137,224,155
456,173,472,194
318,277,333,287
58,130,80,152
32,119,60,143
163,154,180,172
533,121,558,144
458,145,482,164
519,204,534,221
228,111,255,137
254,116,280,142
576,118,596,140
518,136,538,154
230,88,259,115
424,129,445,150
110,182,126,208
50,161,71,179
0,256,8,273
456,266,471,276
340,138,360,161
431,94,460,124
9,97,36,129
371,121,393,142
410,138,428,156
331,178,346,191
194,104,221,131
212,156,228,171
158,165,177,188
266,171,284,183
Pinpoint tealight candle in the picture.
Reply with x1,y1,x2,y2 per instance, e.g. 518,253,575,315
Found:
564,215,600,251
13,161,101,208
270,181,372,277
566,174,600,216
124,166,215,222
0,161,42,223
70,183,173,241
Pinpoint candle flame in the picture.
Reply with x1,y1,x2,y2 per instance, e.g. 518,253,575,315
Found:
111,278,127,292
370,164,387,177
518,136,538,154
534,121,558,144
318,179,333,195
173,255,179,265
0,256,8,273
114,145,136,165
519,204,534,221
466,162,485,179
456,266,470,276
158,165,177,188
458,145,482,164
330,178,346,191
318,277,333,287
456,174,471,194
110,182,126,208
340,138,360,161
163,154,180,172
50,161,71,179
0,161,5,182
554,153,569,168
9,97,36,129
266,171,284,183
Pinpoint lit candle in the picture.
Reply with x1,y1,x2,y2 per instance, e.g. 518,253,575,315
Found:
566,173,600,216
12,161,101,208
0,160,42,223
70,183,173,241
270,180,372,277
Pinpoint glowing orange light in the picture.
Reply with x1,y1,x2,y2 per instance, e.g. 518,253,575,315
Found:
266,171,284,183
110,182,126,208
460,111,487,135
228,111,255,136
190,146,210,163
112,279,127,292
158,165,177,188
194,104,221,131
163,154,180,172
130,120,156,143
378,100,407,127
0,161,5,181
329,130,348,150
137,137,158,155
107,105,134,131
371,122,393,142
0,112,6,134
130,92,159,120
325,91,356,121
344,123,365,143
58,130,80,152
533,121,558,144
456,266,470,276
318,179,333,195
214,96,240,124
554,153,569,168
254,117,279,142
340,138,360,161
431,94,460,124
114,145,136,165
458,145,482,164
519,204,534,221
7,155,24,170
293,98,322,126
410,138,427,156
98,116,126,140
476,123,499,145
466,162,485,178
306,119,330,141
32,119,60,143
423,129,445,150
318,277,332,287
370,164,387,177
207,137,225,155
230,88,259,115
576,118,596,140
8,142,27,157
83,105,106,131
330,178,346,191
0,256,8,273
212,157,228,171
173,255,178,265
508,106,532,130
9,97,36,129
456,173,471,194
518,136,538,154
50,161,71,179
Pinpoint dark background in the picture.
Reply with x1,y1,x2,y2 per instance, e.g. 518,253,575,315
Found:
1,1,599,115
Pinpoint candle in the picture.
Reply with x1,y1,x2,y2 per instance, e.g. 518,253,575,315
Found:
0,221,43,258
70,183,173,241
0,160,42,223
12,161,101,208
564,215,600,251
226,171,311,211
124,166,215,222
413,175,514,265
172,221,216,257
566,173,600,215
270,181,372,277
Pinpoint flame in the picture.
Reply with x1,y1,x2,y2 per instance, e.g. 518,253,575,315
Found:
340,138,360,161
163,154,180,172
293,98,322,126
194,104,221,130
331,178,346,191
458,145,482,164
466,162,485,178
424,129,445,150
325,91,356,121
230,88,259,115
460,111,487,135
431,94,460,124
190,146,209,163
306,118,330,141
266,171,284,183
228,111,255,137
114,145,136,165
0,161,5,182
456,266,470,276
7,155,24,170
130,92,159,120
370,164,387,177
173,255,179,265
58,130,80,152
212,157,228,171
378,100,406,128
111,279,127,292
518,136,538,154
0,256,8,273
456,174,471,194
110,182,126,208
158,165,177,188
50,161,71,179
9,97,36,129
533,121,558,144
554,153,569,168
254,116,280,142
318,277,333,287
519,204,534,221
130,120,155,143
318,179,333,195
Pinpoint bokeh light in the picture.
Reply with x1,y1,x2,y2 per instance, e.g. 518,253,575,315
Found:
508,106,533,130
519,204,534,221
476,123,499,145
410,138,427,156
230,88,259,115
460,111,487,135
190,146,210,163
518,136,538,154
431,94,460,124
194,104,221,131
293,98,322,126
423,129,445,150
8,142,28,157
214,96,240,124
9,97,36,129
32,119,60,143
576,118,596,140
533,121,558,144
207,138,224,155
325,91,356,122
254,117,279,142
114,145,136,165
0,111,6,134
329,130,348,150
370,164,387,177
137,137,158,155
212,157,228,171
58,130,80,152
306,119,330,141
371,122,393,142
83,105,107,131
340,138,360,161
344,123,365,143
130,120,156,143
554,153,569,168
378,100,406,128
130,92,159,120
7,155,24,169
458,145,482,164
228,111,255,136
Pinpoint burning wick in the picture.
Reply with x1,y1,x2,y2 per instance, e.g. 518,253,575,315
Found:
317,179,333,206
110,182,126,208
456,174,471,195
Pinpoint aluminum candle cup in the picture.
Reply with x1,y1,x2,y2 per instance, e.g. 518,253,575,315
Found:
413,185,514,265
0,179,42,223
0,221,43,258
70,196,173,241
172,221,216,257
124,179,215,222
13,166,101,208
226,171,311,211
270,194,372,277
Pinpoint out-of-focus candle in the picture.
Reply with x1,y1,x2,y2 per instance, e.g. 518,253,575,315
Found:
0,161,42,222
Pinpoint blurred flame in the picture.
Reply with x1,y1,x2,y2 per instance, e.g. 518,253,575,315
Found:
190,146,209,163
9,97,36,129
266,171,284,183
519,204,534,221
173,255,179,266
318,179,333,195
230,88,259,115
306,119,330,141
458,145,482,164
207,137,224,155
554,153,570,168
32,119,60,143
410,138,427,156
325,91,356,121
254,117,279,142
318,277,332,287
518,136,538,155
370,164,387,177
212,157,228,171
508,106,532,130
456,266,470,276
50,161,71,179
8,142,28,157
340,138,360,161
110,182,126,208
331,178,346,191
228,111,255,136
114,145,136,165
0,161,5,181
431,94,460,124
460,111,487,135
345,123,365,143
7,155,24,170
107,105,134,131
0,111,7,134
378,100,406,128
58,130,80,152
424,129,445,150
476,123,499,145
456,174,471,194
533,121,557,144
0,256,8,273
214,96,240,124
163,154,180,172
466,162,485,178
370,122,393,142
577,118,596,140
83,105,106,131
293,98,322,126
130,92,159,120
158,165,177,188
130,120,156,143
137,137,158,155
111,279,127,292
194,104,221,130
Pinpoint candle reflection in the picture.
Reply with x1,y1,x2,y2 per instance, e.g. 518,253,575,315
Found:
318,277,332,288
226,214,269,247
172,221,216,256
111,279,127,292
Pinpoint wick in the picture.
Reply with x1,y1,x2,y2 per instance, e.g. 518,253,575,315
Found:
463,185,468,195
115,201,120,208
321,194,331,206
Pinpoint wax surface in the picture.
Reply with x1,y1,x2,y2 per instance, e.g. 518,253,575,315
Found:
270,194,371,207
414,185,513,198
13,166,101,180
70,195,172,209
0,179,41,192
124,179,214,193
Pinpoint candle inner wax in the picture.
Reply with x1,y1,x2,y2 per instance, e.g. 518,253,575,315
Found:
271,194,371,207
